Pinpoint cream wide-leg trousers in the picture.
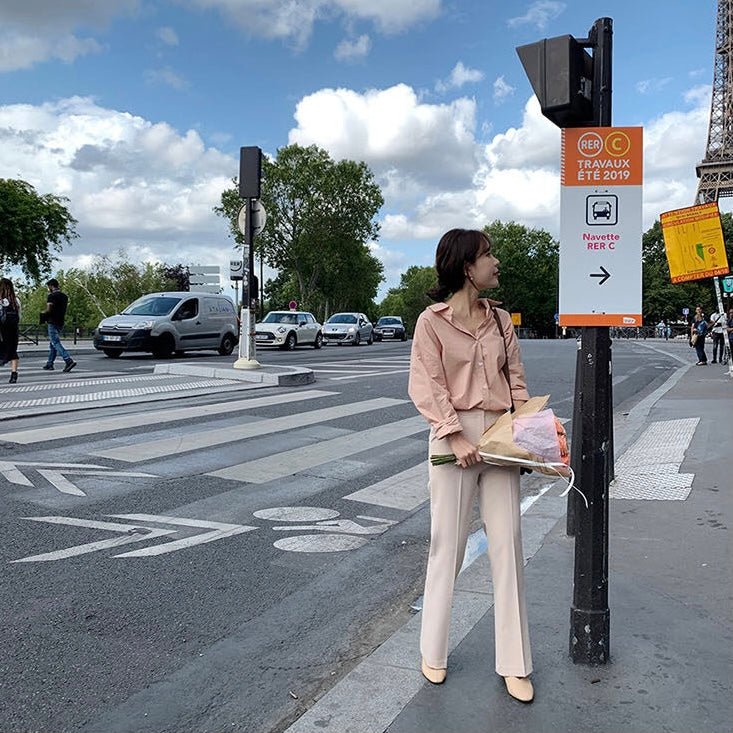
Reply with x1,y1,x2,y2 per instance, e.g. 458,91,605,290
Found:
420,408,532,677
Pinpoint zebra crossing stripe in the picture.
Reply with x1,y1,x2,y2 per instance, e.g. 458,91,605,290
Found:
0,380,240,410
209,415,427,484
343,462,428,511
0,389,336,444
93,397,408,463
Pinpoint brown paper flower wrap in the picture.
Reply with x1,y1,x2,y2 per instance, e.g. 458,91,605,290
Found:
476,395,571,478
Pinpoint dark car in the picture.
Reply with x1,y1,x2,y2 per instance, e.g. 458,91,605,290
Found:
373,316,407,341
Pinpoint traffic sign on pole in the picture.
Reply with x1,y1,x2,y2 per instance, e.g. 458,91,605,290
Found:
559,126,643,327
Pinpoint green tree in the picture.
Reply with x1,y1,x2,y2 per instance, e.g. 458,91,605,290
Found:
642,213,733,325
16,253,187,332
215,144,384,319
484,221,559,336
0,179,78,279
378,265,436,335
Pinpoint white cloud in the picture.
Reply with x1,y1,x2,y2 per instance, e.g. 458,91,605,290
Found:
289,83,480,193
144,67,189,90
0,0,137,71
183,0,441,49
493,75,515,103
507,1,565,30
0,32,102,71
636,77,673,95
0,96,238,276
435,61,484,93
157,27,180,46
334,34,371,61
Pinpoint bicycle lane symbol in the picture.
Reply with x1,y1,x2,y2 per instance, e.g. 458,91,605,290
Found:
253,506,396,553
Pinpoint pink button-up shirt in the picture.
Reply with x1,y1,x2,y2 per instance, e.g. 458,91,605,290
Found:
408,299,530,438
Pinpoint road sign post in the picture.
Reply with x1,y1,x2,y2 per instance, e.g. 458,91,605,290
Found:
233,146,264,370
520,17,624,666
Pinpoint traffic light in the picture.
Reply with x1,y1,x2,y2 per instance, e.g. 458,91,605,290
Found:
516,34,594,128
239,146,262,199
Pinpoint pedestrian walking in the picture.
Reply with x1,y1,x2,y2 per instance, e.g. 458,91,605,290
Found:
691,305,708,366
408,228,534,703
726,307,733,364
41,278,76,372
708,309,726,363
0,277,21,383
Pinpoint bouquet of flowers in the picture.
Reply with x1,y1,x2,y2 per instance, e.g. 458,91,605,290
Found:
431,396,585,505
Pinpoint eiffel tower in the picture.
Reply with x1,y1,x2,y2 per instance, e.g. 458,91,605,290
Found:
696,0,733,203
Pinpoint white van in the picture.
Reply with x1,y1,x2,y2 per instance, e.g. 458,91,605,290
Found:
93,292,239,358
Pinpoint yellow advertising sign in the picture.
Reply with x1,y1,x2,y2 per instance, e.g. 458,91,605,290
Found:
660,202,730,283
511,312,521,326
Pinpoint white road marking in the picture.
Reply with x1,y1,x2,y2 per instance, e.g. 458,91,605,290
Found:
209,415,426,484
254,507,340,522
0,380,239,410
10,514,256,562
0,460,155,496
0,389,335,444
344,463,428,511
93,397,407,463
610,418,699,500
273,534,368,553
108,514,257,557
329,369,410,381
10,517,177,562
0,374,185,394
272,516,396,535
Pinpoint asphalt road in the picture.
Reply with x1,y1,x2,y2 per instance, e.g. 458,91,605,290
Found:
0,337,683,733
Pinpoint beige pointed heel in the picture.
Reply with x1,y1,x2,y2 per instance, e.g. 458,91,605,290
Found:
421,659,447,684
504,675,534,702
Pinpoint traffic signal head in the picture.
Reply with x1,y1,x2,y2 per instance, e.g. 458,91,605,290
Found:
516,35,594,128
239,146,262,199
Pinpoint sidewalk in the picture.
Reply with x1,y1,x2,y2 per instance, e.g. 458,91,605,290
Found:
285,355,733,733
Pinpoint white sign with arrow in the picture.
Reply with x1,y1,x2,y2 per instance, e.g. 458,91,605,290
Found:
559,127,643,327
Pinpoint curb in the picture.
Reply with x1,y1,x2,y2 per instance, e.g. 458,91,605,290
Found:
153,363,316,386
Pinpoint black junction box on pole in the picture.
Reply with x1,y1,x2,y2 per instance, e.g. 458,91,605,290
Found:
516,16,613,666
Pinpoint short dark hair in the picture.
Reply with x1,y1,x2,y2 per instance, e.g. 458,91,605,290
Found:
427,229,491,302
46,278,59,288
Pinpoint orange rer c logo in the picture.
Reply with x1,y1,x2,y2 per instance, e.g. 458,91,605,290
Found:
605,131,631,157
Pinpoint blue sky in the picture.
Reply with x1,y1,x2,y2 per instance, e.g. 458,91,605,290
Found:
0,0,726,301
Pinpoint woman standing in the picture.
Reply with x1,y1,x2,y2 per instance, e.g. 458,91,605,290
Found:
691,305,708,366
408,229,534,702
0,277,21,383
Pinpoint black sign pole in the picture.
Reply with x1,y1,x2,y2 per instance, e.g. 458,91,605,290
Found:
569,16,613,665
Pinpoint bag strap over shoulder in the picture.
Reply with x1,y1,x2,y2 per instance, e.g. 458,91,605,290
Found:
491,307,514,413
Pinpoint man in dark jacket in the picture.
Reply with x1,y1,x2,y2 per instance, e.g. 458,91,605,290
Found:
42,279,77,372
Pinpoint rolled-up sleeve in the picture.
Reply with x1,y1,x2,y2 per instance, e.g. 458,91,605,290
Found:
408,313,462,438
500,310,531,404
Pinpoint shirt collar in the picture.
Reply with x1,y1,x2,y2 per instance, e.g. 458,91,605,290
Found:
428,297,502,316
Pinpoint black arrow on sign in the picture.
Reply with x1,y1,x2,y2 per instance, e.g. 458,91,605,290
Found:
590,266,610,285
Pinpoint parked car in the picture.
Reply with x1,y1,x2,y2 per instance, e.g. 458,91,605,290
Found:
254,310,323,350
373,316,408,341
93,292,239,358
323,312,373,346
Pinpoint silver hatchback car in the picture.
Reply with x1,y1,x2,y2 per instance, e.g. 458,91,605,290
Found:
323,312,373,346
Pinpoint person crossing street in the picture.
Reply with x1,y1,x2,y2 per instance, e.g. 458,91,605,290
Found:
41,278,77,373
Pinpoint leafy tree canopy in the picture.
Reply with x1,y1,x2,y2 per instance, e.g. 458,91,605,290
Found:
0,179,78,280
215,144,385,321
377,265,436,335
483,221,559,336
15,252,188,331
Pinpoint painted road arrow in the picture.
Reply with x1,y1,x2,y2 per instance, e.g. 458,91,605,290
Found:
590,266,611,285
0,460,154,496
10,514,256,562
